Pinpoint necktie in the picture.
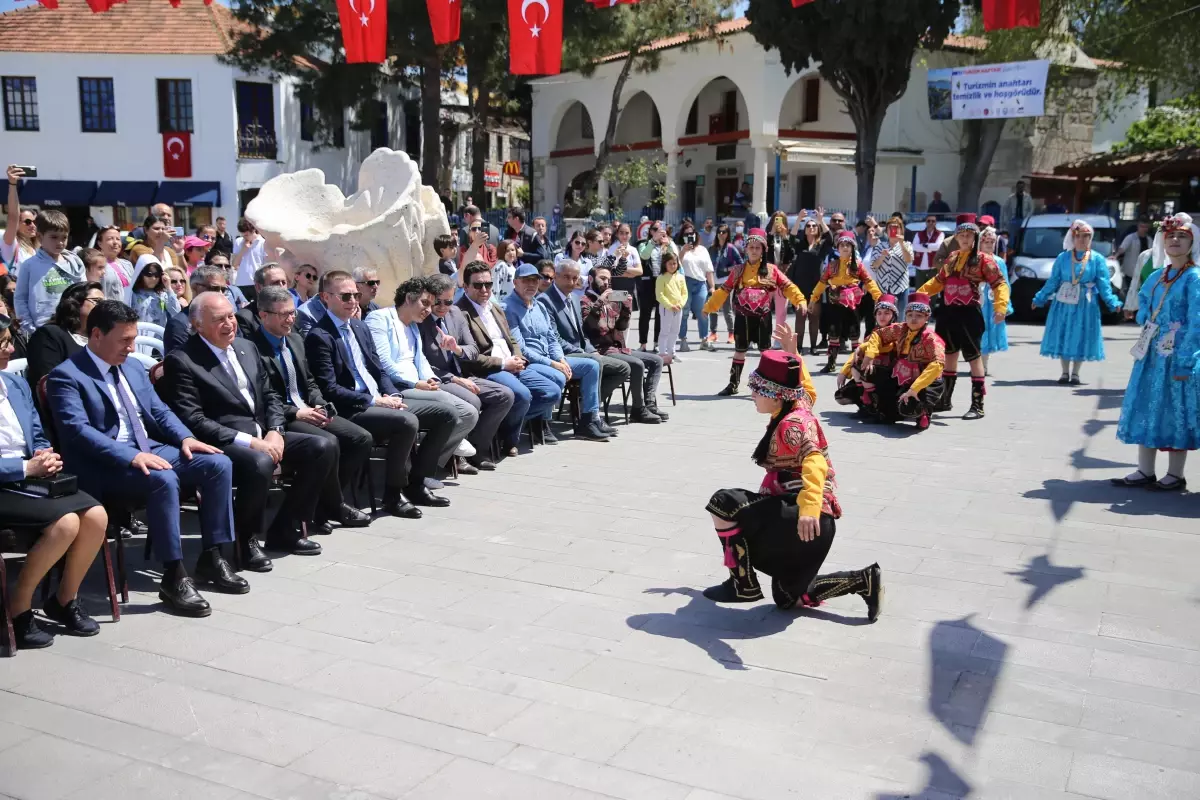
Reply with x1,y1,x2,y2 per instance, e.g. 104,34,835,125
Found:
223,348,254,411
280,343,308,409
342,324,380,397
439,318,460,376
109,366,151,453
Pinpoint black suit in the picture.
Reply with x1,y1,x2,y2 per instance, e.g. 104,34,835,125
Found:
235,300,262,338
250,327,372,509
160,334,336,540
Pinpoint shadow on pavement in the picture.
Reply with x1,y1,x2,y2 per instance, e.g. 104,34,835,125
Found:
819,410,934,439
1007,554,1086,608
1069,447,1133,471
928,616,1005,747
876,752,973,799
1025,478,1194,521
1072,387,1125,410
989,378,1070,388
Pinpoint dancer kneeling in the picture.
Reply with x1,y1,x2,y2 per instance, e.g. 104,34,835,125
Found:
702,350,883,620
858,293,945,430
836,294,899,413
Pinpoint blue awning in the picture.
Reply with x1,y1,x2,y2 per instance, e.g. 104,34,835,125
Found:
93,181,159,208
18,180,98,208
153,181,221,207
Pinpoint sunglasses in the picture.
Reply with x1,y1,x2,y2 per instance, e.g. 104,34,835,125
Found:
210,263,230,269
334,291,361,302
538,274,553,281
432,299,454,307
144,270,163,278
197,283,224,292
300,272,318,281
20,218,36,226
169,279,186,286
468,282,492,291
363,280,381,287
200,234,213,241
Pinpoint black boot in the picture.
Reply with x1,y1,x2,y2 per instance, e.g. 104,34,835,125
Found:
803,564,883,622
820,340,839,373
702,530,764,602
717,360,745,396
12,609,53,649
962,377,986,420
937,373,958,412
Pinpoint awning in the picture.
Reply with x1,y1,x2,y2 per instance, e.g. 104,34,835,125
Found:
92,181,160,207
776,141,925,168
153,181,221,207
18,179,98,207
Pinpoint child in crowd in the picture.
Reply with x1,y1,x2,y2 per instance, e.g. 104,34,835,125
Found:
79,247,125,301
435,234,458,279
14,210,86,334
492,239,519,306
656,252,687,364
129,254,180,327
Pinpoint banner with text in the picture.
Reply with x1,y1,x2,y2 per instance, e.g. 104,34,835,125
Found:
927,59,1050,121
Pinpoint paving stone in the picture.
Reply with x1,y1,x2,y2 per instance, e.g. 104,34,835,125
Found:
387,679,532,734
490,701,642,761
0,734,129,800
289,732,453,799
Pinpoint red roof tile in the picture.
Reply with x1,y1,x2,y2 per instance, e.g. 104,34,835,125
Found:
0,0,238,55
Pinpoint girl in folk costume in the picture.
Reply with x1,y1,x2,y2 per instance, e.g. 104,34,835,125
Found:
704,228,808,396
977,222,1013,375
856,293,946,430
810,231,883,374
1112,213,1200,492
917,218,1008,420
835,294,899,414
702,350,883,619
1031,219,1122,385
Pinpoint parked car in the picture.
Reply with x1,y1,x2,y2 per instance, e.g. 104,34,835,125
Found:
1008,214,1123,323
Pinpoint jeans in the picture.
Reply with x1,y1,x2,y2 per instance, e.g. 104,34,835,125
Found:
519,363,567,422
679,277,710,341
892,288,909,320
478,369,535,442
562,356,601,414
604,350,662,409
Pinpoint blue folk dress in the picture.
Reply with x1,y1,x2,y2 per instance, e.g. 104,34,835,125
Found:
980,256,1012,354
1117,266,1200,451
1032,250,1120,361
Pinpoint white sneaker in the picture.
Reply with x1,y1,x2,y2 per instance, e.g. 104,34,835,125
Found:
453,439,476,458
678,339,691,352
424,477,444,490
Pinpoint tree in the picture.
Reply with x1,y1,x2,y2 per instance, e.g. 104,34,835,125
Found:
745,0,959,214
1080,0,1200,101
1117,102,1200,154
601,157,675,219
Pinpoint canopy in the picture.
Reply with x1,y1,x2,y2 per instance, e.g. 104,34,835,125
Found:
18,179,97,207
93,181,159,207
153,181,221,207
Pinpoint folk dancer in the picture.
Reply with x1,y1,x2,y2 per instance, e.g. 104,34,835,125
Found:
810,231,883,374
977,222,1013,375
854,293,946,430
835,294,899,414
703,228,808,396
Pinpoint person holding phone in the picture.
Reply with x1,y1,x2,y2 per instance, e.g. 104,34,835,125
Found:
869,212,915,319
675,220,716,351
4,165,39,278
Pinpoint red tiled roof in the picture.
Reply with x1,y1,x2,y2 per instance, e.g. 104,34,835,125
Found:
0,0,238,55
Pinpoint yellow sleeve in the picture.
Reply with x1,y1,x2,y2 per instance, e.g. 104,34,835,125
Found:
909,359,944,394
798,451,827,518
703,286,728,315
992,278,1010,317
809,279,828,302
801,358,817,406
864,276,882,302
917,271,946,297
840,356,855,379
862,330,884,359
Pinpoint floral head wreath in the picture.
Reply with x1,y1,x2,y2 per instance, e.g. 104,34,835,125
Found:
1062,219,1094,251
1152,212,1200,267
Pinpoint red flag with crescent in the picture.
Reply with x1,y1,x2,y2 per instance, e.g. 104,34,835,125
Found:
163,132,192,179
336,0,388,64
427,0,460,44
509,0,563,75
982,0,1040,30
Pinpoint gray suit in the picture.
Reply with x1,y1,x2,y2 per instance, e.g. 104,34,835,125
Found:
537,287,629,402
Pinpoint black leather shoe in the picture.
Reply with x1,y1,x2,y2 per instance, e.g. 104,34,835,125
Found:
383,493,423,519
310,520,335,536
13,609,54,649
338,504,372,527
159,575,212,617
573,419,610,441
467,457,497,471
632,408,661,424
648,406,669,421
194,548,251,594
598,418,618,435
455,456,479,476
43,594,100,636
266,526,322,556
240,537,273,572
408,486,450,507
540,421,559,444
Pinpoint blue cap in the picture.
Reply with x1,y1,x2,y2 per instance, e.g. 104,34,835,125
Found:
514,263,539,279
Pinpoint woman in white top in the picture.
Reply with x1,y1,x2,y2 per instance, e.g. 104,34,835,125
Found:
868,213,915,318
675,220,716,351
607,223,643,275
3,165,37,279
232,217,267,288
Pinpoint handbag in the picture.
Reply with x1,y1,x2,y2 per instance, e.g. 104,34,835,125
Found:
3,473,78,498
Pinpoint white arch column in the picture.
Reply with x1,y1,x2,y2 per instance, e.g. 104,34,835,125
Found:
751,136,773,218
663,139,679,217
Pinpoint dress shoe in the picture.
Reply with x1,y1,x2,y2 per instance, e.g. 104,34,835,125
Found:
648,406,669,421
539,420,559,444
266,524,323,556
573,418,610,441
43,594,100,636
408,486,451,507
598,418,619,435
194,548,251,594
159,575,212,618
310,520,335,536
631,408,661,424
505,444,519,458
467,456,497,471
338,504,372,527
12,610,53,649
383,493,423,518
455,456,479,476
240,537,274,572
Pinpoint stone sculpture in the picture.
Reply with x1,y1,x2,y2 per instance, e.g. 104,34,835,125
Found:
245,148,450,299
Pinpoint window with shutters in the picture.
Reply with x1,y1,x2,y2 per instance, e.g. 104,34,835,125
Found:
3,76,39,131
79,77,116,133
802,78,820,123
236,81,277,159
156,79,193,133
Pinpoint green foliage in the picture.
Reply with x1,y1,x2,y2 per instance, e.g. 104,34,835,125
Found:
513,183,532,208
601,157,675,219
1117,102,1200,154
1079,0,1200,99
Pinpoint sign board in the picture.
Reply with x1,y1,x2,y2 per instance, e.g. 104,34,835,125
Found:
503,161,521,176
928,60,1049,121
484,169,501,189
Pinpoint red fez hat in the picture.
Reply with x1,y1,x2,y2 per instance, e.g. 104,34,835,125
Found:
748,350,805,402
908,293,933,313
955,213,977,225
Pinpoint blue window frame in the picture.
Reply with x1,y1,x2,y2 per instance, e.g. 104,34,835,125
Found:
79,77,116,133
2,76,38,131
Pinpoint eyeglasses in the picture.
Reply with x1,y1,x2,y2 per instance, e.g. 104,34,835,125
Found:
169,279,186,286
363,280,381,287
334,291,361,302
264,308,297,318
468,282,492,291
300,272,318,281
83,296,103,305
432,299,454,307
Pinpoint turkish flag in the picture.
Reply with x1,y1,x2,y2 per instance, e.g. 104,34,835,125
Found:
35,0,58,8
426,0,460,44
982,0,1040,30
509,0,563,75
86,0,124,10
163,132,192,179
336,0,388,64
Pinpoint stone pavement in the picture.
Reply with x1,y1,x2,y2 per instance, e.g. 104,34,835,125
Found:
2,321,1198,800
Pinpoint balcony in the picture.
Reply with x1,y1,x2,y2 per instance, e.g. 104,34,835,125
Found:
238,122,278,160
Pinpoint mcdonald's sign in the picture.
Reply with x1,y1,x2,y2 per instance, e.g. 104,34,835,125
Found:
503,161,522,176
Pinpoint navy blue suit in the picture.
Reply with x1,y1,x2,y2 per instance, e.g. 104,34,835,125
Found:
46,349,235,562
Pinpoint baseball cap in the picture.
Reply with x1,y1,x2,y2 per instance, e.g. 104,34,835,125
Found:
514,263,539,279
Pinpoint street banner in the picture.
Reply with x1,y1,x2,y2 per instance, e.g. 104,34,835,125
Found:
927,59,1049,121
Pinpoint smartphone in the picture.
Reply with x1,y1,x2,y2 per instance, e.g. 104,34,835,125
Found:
322,403,338,418
684,233,697,245
16,166,37,178
609,290,630,302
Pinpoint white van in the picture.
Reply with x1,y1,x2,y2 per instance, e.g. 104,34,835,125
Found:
1009,214,1123,322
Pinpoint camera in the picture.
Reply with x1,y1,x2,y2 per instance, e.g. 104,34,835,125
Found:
683,232,697,245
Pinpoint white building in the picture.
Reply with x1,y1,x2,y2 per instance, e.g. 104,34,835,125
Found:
0,0,393,241
531,19,1140,221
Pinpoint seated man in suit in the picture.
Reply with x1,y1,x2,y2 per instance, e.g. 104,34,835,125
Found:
250,286,373,531
538,258,629,435
294,292,328,338
235,263,290,338
419,273,519,472
504,263,609,442
306,270,453,515
160,292,336,567
456,261,560,457
164,265,229,354
47,300,243,618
